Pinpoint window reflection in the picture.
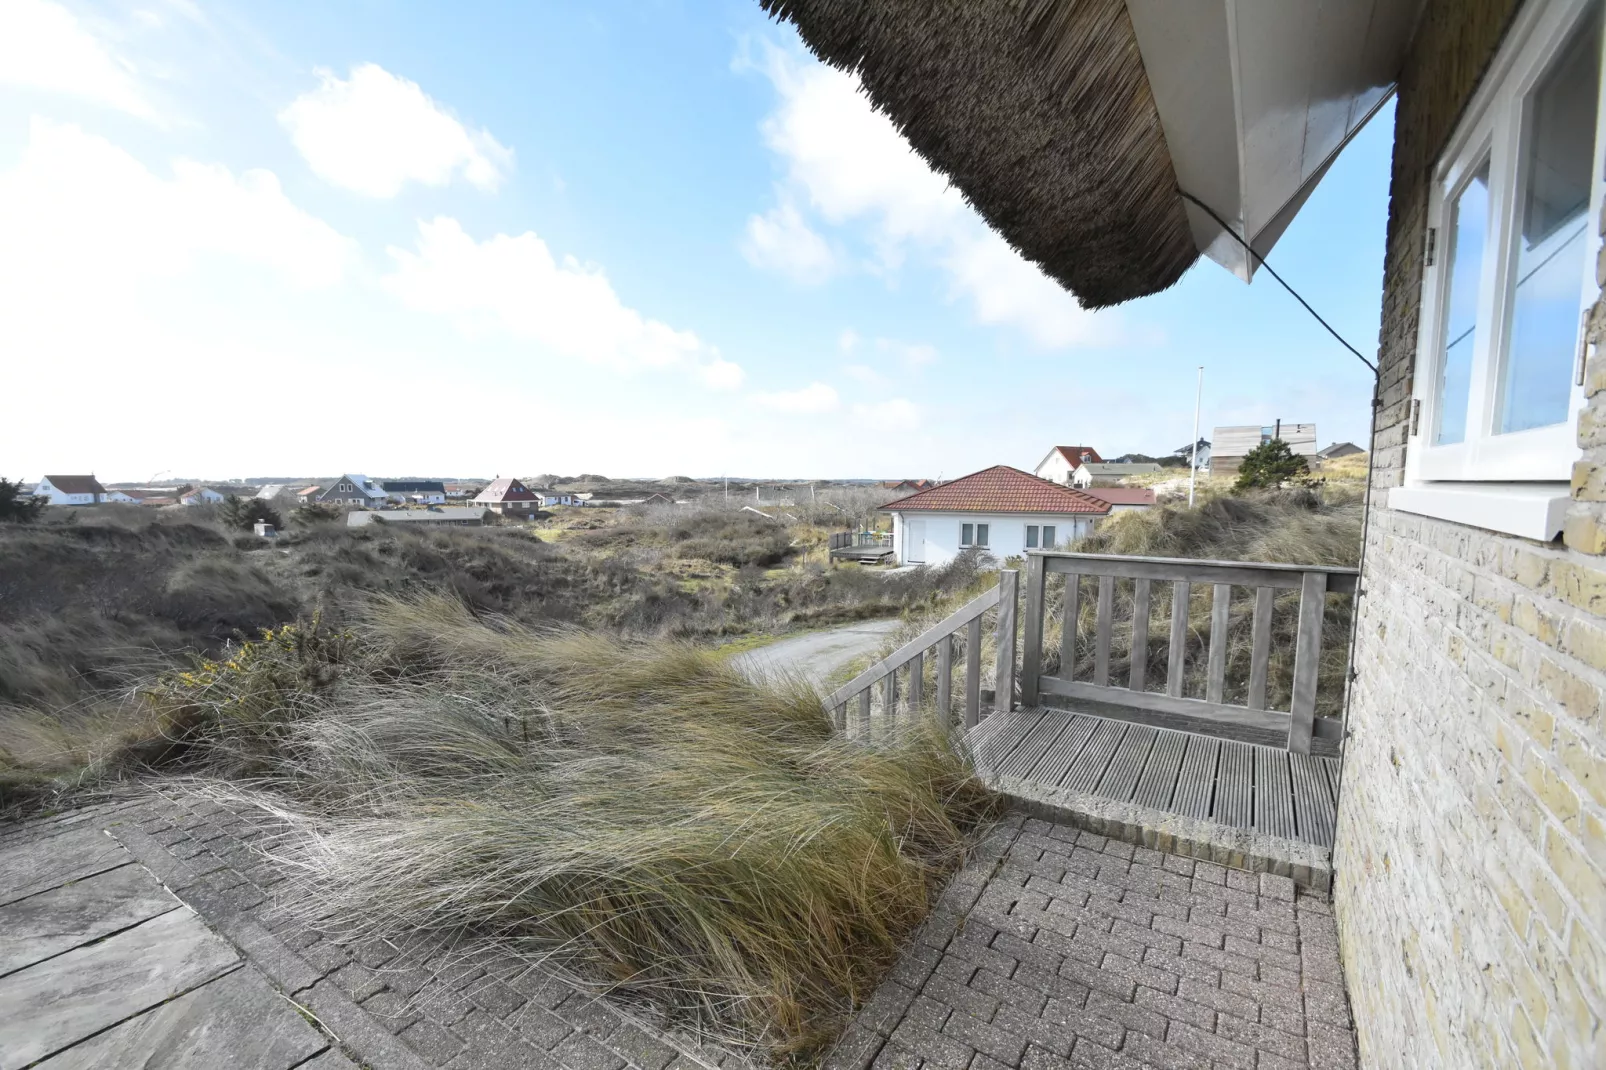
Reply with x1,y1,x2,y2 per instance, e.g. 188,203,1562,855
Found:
1437,163,1489,445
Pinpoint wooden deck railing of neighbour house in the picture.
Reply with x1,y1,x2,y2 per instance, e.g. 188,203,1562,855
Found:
1018,552,1359,757
825,571,1019,738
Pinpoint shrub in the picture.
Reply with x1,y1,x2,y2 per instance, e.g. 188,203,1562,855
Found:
219,495,282,531
1234,439,1310,489
0,476,45,522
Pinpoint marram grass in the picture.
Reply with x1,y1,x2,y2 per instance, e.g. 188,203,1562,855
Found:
182,595,1000,1058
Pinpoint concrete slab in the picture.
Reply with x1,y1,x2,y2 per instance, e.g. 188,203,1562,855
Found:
0,828,131,907
0,907,241,1069
34,968,328,1070
0,864,181,975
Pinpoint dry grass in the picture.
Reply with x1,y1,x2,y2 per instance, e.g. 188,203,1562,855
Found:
7,595,998,1058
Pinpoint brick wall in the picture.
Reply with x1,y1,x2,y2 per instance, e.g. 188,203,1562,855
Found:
1336,0,1606,1066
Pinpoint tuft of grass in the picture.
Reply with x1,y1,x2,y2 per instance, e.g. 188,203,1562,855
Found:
142,595,1000,1058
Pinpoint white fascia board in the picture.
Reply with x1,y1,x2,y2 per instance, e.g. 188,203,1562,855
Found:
1388,483,1569,542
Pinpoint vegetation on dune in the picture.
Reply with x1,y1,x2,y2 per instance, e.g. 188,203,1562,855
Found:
0,476,46,522
1234,438,1312,489
4,595,998,1058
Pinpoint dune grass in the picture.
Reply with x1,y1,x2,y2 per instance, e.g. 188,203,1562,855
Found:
10,594,998,1058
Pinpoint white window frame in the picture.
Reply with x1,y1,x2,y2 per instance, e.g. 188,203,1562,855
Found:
1043,525,1057,549
960,523,975,547
1396,0,1606,539
975,523,990,548
1025,525,1040,549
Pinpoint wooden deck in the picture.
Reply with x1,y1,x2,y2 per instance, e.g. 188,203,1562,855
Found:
969,706,1341,848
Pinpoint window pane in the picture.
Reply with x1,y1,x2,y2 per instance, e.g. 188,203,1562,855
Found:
1026,526,1038,548
1043,526,1056,548
1498,13,1601,434
961,523,973,545
977,524,989,546
1437,163,1491,445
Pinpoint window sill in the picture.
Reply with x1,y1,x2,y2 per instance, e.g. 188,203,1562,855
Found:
1388,482,1570,541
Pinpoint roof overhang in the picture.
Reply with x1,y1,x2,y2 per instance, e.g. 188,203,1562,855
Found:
1125,0,1422,281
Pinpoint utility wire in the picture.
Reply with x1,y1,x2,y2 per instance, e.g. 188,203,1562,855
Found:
1177,189,1379,376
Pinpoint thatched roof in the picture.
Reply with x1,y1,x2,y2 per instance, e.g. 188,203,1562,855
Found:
759,0,1197,308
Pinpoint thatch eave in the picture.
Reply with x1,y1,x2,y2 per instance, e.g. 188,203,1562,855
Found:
759,0,1199,309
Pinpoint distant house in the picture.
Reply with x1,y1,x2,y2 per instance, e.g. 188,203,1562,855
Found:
254,484,297,504
1172,439,1212,469
1210,423,1318,474
296,486,323,503
176,485,251,506
530,488,578,507
107,487,176,506
881,479,936,492
102,489,139,504
883,465,1111,565
33,475,106,505
1033,446,1104,485
1077,486,1156,513
642,492,677,506
1069,462,1163,488
381,480,447,505
1317,442,1365,461
472,477,542,518
315,475,388,508
347,507,490,528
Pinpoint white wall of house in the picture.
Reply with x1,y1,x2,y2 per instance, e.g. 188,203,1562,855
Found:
34,477,99,505
890,511,1101,565
1034,451,1076,485
103,490,137,503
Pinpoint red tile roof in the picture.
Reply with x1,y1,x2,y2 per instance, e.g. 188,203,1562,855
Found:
1077,487,1156,507
473,477,539,503
882,466,1111,515
1054,446,1103,467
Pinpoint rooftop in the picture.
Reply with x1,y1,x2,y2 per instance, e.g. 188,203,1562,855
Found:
883,465,1112,515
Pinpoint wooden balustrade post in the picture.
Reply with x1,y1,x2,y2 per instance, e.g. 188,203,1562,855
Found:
964,617,982,728
1021,555,1045,706
936,635,953,726
994,569,1019,715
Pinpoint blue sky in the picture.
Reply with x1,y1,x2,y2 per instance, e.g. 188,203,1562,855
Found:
0,0,1391,482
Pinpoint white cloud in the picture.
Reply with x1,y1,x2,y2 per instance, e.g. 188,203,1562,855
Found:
754,381,839,413
0,117,356,294
382,216,740,387
740,199,834,284
844,363,884,386
698,357,746,391
280,63,512,197
852,398,920,431
0,0,157,119
747,45,1116,348
837,328,860,353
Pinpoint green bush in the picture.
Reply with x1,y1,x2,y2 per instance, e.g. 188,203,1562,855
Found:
1234,438,1310,489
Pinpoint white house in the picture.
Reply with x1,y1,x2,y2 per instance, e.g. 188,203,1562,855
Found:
1032,445,1104,485
1069,461,1164,488
883,465,1112,565
33,475,106,505
102,489,139,503
1173,439,1212,470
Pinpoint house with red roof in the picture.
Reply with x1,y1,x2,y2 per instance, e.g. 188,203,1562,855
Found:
472,477,541,518
1032,445,1104,485
881,465,1111,565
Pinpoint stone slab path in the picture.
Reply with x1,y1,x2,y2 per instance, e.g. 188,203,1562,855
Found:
0,803,346,1070
826,815,1359,1070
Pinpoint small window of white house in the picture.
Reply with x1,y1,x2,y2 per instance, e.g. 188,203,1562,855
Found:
975,523,990,547
1398,0,1606,538
1025,525,1039,548
961,523,975,546
1043,525,1057,548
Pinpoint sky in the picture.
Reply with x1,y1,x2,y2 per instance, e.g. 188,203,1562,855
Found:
0,0,1394,482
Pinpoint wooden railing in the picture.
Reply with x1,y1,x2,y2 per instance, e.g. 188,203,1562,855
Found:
827,571,1019,738
1019,552,1358,756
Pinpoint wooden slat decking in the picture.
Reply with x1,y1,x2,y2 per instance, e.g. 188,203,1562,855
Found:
971,706,1341,849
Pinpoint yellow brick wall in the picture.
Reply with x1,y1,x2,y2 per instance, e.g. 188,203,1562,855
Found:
1336,0,1606,1066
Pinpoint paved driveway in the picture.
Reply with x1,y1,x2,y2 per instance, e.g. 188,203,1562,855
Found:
732,618,904,692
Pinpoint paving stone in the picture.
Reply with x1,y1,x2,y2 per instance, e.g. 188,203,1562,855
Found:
604,1022,678,1070
1307,1019,1359,1070
824,1023,886,1070
1215,1013,1308,1061
1164,1020,1257,1070
362,988,423,1034
1117,1029,1214,1070
552,1030,629,1070
858,979,918,1035
0,864,177,975
467,977,527,1020
1302,979,1354,1028
940,1008,1028,1066
889,1019,974,1070
400,1018,467,1064
332,961,387,1002
869,1039,923,1070
1082,989,1169,1041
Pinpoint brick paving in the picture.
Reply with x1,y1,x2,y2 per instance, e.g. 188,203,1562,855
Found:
827,815,1358,1070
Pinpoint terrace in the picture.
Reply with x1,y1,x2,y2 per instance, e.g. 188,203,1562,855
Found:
829,550,1358,890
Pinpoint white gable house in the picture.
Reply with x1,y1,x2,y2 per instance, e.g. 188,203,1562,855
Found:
33,475,106,505
883,466,1112,566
